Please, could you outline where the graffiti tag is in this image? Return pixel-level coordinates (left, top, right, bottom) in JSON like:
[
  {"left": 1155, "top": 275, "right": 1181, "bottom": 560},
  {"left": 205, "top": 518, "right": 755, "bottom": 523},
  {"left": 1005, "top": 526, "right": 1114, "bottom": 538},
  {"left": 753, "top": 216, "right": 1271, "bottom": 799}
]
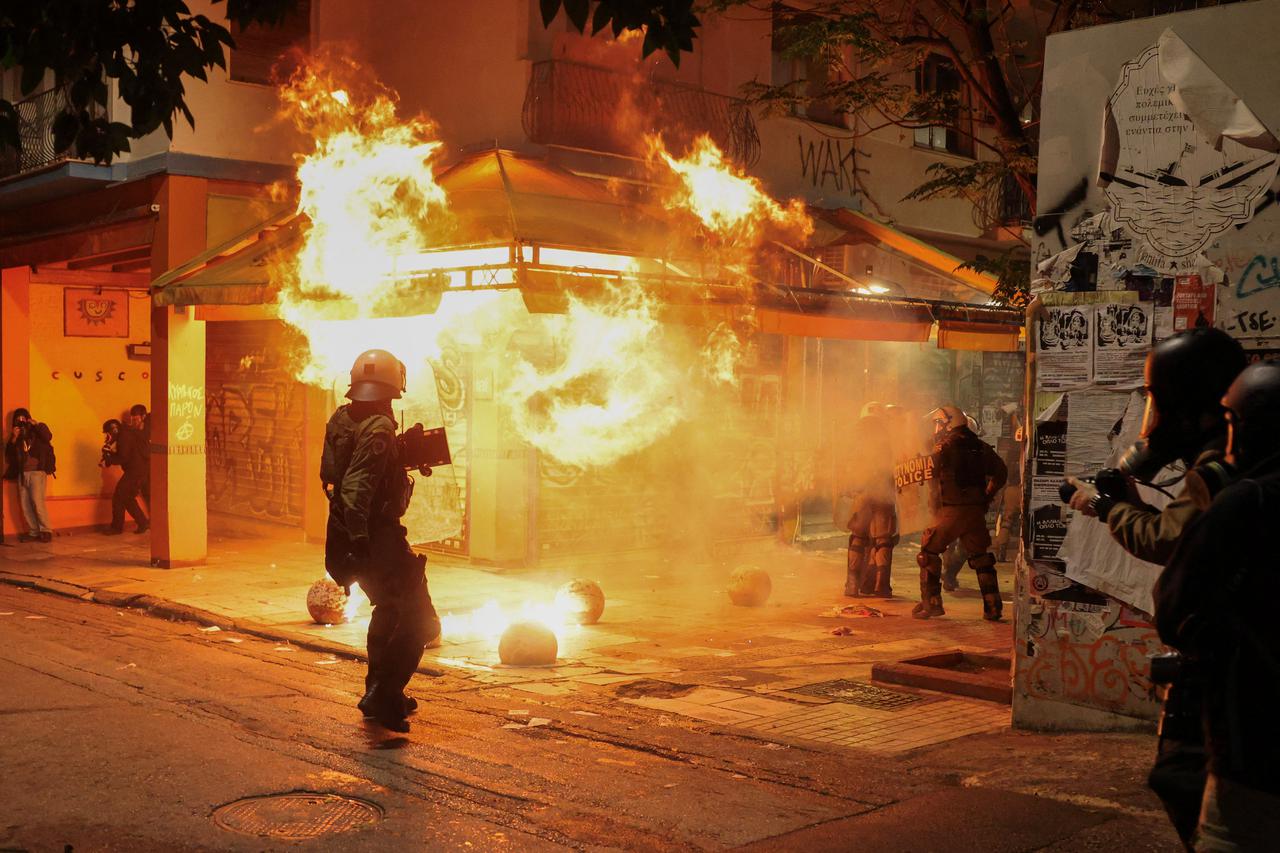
[
  {"left": 1236, "top": 255, "right": 1280, "bottom": 299},
  {"left": 797, "top": 135, "right": 856, "bottom": 193}
]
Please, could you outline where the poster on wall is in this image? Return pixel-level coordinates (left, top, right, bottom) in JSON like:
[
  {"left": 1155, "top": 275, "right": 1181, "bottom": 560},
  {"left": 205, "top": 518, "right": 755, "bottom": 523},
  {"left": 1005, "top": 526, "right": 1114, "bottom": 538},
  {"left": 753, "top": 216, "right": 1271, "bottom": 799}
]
[
  {"left": 1099, "top": 38, "right": 1278, "bottom": 268},
  {"left": 64, "top": 288, "right": 129, "bottom": 337},
  {"left": 1172, "top": 275, "right": 1215, "bottom": 332},
  {"left": 1093, "top": 303, "right": 1152, "bottom": 388},
  {"left": 1036, "top": 305, "right": 1093, "bottom": 389}
]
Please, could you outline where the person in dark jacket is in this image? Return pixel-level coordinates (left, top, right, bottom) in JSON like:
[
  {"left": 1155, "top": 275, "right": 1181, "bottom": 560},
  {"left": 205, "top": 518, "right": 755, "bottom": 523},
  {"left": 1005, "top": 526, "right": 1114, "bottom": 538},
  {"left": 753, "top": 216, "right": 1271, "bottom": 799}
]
[
  {"left": 101, "top": 414, "right": 149, "bottom": 535},
  {"left": 1154, "top": 361, "right": 1280, "bottom": 849},
  {"left": 1065, "top": 328, "right": 1246, "bottom": 848},
  {"left": 4, "top": 408, "right": 55, "bottom": 542},
  {"left": 915, "top": 406, "right": 1008, "bottom": 621},
  {"left": 129, "top": 404, "right": 151, "bottom": 504},
  {"left": 322, "top": 349, "right": 440, "bottom": 734}
]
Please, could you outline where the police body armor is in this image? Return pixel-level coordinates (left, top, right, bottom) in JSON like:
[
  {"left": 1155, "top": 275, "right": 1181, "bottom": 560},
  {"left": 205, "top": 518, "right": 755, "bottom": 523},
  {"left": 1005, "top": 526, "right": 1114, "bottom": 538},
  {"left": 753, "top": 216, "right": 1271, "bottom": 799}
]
[
  {"left": 935, "top": 429, "right": 992, "bottom": 506},
  {"left": 321, "top": 406, "right": 413, "bottom": 530}
]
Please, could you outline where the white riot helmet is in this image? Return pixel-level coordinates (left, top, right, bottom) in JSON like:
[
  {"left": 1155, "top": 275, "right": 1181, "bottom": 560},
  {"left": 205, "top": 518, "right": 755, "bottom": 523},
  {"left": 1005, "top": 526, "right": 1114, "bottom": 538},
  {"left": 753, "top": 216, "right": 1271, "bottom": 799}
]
[{"left": 928, "top": 405, "right": 968, "bottom": 436}]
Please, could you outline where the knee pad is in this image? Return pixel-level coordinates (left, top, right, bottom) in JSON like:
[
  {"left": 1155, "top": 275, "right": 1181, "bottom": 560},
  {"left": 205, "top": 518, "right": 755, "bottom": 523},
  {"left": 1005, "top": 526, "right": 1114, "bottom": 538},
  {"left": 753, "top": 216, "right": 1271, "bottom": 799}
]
[
  {"left": 968, "top": 552, "right": 997, "bottom": 572},
  {"left": 873, "top": 536, "right": 897, "bottom": 550},
  {"left": 917, "top": 550, "right": 940, "bottom": 570},
  {"left": 849, "top": 534, "right": 871, "bottom": 552}
]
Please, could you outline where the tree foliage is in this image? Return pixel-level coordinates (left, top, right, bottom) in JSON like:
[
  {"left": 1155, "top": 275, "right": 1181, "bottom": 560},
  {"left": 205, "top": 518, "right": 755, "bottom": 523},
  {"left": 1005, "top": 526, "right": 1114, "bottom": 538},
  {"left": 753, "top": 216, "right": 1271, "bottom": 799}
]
[
  {"left": 0, "top": 0, "right": 298, "bottom": 166},
  {"left": 538, "top": 0, "right": 702, "bottom": 66}
]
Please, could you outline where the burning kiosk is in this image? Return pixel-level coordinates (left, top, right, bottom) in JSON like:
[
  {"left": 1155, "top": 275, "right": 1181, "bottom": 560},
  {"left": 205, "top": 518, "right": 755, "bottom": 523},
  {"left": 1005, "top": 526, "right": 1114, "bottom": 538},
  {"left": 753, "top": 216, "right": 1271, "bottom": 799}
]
[{"left": 150, "top": 145, "right": 1022, "bottom": 568}]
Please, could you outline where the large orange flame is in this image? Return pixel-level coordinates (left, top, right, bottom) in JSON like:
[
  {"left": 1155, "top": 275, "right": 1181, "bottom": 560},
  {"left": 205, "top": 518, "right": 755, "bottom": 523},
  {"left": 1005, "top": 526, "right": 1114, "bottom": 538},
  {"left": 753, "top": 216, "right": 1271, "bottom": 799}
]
[{"left": 648, "top": 133, "right": 811, "bottom": 251}]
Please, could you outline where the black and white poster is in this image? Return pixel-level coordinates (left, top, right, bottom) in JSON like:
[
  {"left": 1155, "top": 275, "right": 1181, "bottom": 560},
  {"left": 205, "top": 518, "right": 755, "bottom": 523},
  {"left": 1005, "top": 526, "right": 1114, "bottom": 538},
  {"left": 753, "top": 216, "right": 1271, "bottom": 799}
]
[
  {"left": 1094, "top": 302, "right": 1153, "bottom": 388},
  {"left": 1036, "top": 305, "right": 1093, "bottom": 389}
]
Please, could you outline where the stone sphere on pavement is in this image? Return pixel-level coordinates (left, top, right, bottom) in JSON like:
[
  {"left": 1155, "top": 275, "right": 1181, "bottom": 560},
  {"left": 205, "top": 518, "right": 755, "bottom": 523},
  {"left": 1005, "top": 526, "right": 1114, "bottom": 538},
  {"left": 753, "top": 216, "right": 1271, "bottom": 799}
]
[
  {"left": 555, "top": 578, "right": 606, "bottom": 625},
  {"left": 498, "top": 620, "right": 558, "bottom": 666},
  {"left": 727, "top": 566, "right": 772, "bottom": 607},
  {"left": 306, "top": 578, "right": 349, "bottom": 624}
]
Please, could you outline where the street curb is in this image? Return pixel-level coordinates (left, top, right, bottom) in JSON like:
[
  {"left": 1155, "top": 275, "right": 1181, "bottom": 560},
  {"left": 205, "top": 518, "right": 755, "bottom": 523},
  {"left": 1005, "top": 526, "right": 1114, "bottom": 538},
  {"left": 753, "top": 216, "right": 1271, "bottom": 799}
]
[{"left": 0, "top": 570, "right": 447, "bottom": 678}]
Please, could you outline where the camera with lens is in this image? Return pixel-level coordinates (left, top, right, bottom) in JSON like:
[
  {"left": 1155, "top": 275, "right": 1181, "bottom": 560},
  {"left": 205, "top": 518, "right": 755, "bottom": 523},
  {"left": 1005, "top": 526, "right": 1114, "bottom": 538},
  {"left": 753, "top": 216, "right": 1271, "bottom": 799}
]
[
  {"left": 1149, "top": 650, "right": 1184, "bottom": 685},
  {"left": 397, "top": 422, "right": 451, "bottom": 476},
  {"left": 1058, "top": 466, "right": 1130, "bottom": 505}
]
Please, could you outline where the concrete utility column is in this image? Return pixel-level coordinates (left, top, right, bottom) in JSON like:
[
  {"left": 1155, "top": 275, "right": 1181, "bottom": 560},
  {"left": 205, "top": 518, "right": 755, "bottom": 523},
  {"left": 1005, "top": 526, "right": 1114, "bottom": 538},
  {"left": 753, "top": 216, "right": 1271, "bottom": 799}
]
[
  {"left": 149, "top": 176, "right": 208, "bottom": 567},
  {"left": 0, "top": 266, "right": 31, "bottom": 539}
]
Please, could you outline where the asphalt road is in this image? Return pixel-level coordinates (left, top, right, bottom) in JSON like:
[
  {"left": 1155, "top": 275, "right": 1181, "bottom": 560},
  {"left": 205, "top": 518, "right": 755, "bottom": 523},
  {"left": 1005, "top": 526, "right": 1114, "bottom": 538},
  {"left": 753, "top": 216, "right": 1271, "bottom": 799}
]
[{"left": 0, "top": 585, "right": 1180, "bottom": 851}]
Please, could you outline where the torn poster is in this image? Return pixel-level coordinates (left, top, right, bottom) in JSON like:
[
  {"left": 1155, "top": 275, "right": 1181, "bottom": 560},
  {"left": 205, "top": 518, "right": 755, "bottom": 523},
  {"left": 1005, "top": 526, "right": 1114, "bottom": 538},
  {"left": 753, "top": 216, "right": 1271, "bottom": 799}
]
[
  {"left": 1094, "top": 302, "right": 1153, "bottom": 388},
  {"left": 1157, "top": 28, "right": 1280, "bottom": 153},
  {"left": 1099, "top": 42, "right": 1278, "bottom": 262},
  {"left": 1064, "top": 390, "right": 1131, "bottom": 477},
  {"left": 1036, "top": 305, "right": 1093, "bottom": 389}
]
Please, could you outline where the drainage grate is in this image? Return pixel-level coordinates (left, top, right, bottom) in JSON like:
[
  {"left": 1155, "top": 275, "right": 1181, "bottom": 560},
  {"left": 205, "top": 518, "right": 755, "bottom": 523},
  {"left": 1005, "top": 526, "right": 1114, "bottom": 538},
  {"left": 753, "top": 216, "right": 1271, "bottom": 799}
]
[
  {"left": 212, "top": 792, "right": 382, "bottom": 840},
  {"left": 790, "top": 679, "right": 924, "bottom": 710}
]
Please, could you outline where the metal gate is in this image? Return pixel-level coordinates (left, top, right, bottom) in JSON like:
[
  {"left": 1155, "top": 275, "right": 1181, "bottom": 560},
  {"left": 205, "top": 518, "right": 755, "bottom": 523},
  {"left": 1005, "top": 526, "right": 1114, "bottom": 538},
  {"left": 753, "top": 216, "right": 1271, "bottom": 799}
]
[{"left": 206, "top": 321, "right": 307, "bottom": 526}]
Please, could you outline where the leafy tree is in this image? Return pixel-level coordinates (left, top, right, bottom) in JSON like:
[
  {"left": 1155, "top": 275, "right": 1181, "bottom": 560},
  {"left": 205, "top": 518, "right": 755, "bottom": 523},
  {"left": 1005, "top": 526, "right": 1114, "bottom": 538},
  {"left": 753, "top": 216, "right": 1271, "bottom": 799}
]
[
  {"left": 0, "top": 0, "right": 298, "bottom": 166},
  {"left": 537, "top": 0, "right": 702, "bottom": 66}
]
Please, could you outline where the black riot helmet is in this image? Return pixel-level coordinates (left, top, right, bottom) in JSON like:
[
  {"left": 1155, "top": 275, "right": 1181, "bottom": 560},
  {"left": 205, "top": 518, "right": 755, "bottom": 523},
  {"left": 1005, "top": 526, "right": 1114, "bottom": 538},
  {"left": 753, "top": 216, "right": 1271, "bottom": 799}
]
[
  {"left": 1223, "top": 361, "right": 1280, "bottom": 471},
  {"left": 1136, "top": 328, "right": 1246, "bottom": 472},
  {"left": 102, "top": 419, "right": 121, "bottom": 436}
]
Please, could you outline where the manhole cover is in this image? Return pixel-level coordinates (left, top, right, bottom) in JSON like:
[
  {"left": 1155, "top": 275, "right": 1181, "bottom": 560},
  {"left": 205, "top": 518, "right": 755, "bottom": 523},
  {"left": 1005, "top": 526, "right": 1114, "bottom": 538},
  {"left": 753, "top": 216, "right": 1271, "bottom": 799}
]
[
  {"left": 791, "top": 679, "right": 925, "bottom": 710},
  {"left": 212, "top": 792, "right": 382, "bottom": 840}
]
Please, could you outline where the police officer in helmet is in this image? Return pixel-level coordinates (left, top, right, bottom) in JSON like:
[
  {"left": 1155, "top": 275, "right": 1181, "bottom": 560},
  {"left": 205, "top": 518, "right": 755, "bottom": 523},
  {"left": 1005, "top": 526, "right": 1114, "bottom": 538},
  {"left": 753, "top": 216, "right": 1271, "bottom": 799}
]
[
  {"left": 322, "top": 349, "right": 441, "bottom": 733},
  {"left": 916, "top": 405, "right": 1008, "bottom": 621}
]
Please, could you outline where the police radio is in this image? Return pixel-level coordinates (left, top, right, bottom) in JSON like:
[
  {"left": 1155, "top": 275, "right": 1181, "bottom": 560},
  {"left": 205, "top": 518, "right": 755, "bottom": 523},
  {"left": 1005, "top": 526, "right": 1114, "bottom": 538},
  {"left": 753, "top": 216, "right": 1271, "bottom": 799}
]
[{"left": 398, "top": 423, "right": 451, "bottom": 476}]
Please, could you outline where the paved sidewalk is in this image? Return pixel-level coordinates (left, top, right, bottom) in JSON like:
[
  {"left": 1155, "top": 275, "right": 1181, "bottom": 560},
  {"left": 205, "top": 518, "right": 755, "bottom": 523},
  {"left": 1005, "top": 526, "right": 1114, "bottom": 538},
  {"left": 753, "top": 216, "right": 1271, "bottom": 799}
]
[{"left": 0, "top": 526, "right": 1014, "bottom": 754}]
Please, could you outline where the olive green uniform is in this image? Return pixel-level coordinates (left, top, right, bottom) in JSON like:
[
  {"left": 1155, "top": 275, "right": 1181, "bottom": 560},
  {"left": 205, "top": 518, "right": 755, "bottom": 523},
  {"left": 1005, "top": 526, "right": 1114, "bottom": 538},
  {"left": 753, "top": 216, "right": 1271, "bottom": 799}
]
[{"left": 322, "top": 404, "right": 440, "bottom": 717}]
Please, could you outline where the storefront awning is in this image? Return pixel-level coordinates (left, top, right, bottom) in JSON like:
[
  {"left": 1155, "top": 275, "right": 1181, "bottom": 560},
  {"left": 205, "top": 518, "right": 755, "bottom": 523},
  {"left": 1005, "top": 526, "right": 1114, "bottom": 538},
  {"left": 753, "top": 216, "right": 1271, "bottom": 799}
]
[{"left": 151, "top": 151, "right": 1022, "bottom": 349}]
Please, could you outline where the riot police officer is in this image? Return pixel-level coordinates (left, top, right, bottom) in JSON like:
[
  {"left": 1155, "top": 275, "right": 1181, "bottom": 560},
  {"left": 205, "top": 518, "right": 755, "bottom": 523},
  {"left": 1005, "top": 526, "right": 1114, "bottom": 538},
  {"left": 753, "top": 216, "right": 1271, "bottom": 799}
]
[
  {"left": 840, "top": 402, "right": 898, "bottom": 598},
  {"left": 322, "top": 349, "right": 441, "bottom": 733},
  {"left": 915, "top": 406, "right": 1007, "bottom": 621}
]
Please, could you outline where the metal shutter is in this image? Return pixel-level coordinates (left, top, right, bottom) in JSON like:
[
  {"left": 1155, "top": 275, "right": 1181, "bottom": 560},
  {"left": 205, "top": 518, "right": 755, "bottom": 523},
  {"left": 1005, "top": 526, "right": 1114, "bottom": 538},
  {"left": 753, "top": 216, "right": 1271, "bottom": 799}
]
[{"left": 206, "top": 320, "right": 307, "bottom": 526}]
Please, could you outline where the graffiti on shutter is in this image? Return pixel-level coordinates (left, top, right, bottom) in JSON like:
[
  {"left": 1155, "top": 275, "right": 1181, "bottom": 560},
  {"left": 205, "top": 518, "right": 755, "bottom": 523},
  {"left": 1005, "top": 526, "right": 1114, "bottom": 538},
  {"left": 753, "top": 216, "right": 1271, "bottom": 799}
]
[{"left": 206, "top": 321, "right": 306, "bottom": 525}]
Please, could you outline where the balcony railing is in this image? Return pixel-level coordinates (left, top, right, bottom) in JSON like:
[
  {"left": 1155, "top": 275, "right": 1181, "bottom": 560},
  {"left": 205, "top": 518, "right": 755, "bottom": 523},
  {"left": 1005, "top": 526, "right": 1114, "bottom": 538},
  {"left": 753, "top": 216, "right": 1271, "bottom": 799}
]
[
  {"left": 995, "top": 171, "right": 1033, "bottom": 227},
  {"left": 522, "top": 60, "right": 760, "bottom": 167},
  {"left": 0, "top": 86, "right": 101, "bottom": 179}
]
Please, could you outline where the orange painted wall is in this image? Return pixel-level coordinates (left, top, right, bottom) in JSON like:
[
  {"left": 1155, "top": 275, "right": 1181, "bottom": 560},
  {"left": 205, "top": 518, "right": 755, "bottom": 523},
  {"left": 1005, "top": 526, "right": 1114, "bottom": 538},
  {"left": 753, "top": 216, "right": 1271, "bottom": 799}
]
[{"left": 3, "top": 273, "right": 150, "bottom": 535}]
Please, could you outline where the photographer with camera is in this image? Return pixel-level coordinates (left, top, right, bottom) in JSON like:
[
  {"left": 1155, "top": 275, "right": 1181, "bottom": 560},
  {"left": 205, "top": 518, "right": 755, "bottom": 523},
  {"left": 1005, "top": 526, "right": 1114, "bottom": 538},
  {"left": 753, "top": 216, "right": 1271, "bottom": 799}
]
[
  {"left": 321, "top": 349, "right": 442, "bottom": 734},
  {"left": 1064, "top": 328, "right": 1245, "bottom": 564},
  {"left": 100, "top": 416, "right": 149, "bottom": 536},
  {"left": 1060, "top": 328, "right": 1245, "bottom": 848},
  {"left": 4, "top": 408, "right": 55, "bottom": 543},
  {"left": 1152, "top": 361, "right": 1280, "bottom": 849}
]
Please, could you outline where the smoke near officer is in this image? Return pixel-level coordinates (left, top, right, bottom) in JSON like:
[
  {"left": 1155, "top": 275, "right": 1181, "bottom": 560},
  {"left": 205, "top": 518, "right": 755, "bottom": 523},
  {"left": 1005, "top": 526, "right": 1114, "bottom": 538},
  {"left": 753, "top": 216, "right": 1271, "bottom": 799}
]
[
  {"left": 321, "top": 349, "right": 441, "bottom": 733},
  {"left": 915, "top": 406, "right": 1007, "bottom": 621},
  {"left": 838, "top": 401, "right": 898, "bottom": 598}
]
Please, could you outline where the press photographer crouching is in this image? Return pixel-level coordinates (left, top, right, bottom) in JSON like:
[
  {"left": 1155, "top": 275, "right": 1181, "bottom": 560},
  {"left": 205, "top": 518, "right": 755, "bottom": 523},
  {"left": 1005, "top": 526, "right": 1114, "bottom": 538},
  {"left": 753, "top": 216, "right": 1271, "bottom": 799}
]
[
  {"left": 1153, "top": 361, "right": 1280, "bottom": 849},
  {"left": 1061, "top": 328, "right": 1246, "bottom": 848}
]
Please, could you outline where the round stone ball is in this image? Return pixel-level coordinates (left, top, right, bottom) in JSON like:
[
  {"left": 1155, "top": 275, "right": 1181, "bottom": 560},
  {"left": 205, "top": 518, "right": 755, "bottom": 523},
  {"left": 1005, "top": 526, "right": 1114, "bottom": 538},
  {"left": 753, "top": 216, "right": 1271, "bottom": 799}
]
[
  {"left": 498, "top": 620, "right": 558, "bottom": 666},
  {"left": 306, "top": 578, "right": 349, "bottom": 625},
  {"left": 727, "top": 566, "right": 772, "bottom": 607},
  {"left": 555, "top": 578, "right": 606, "bottom": 625}
]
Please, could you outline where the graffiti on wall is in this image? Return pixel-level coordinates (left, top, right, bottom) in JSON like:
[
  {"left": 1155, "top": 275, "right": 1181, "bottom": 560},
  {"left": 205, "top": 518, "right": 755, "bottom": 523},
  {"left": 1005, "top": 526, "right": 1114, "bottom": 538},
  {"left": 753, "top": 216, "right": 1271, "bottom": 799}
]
[
  {"left": 206, "top": 361, "right": 303, "bottom": 523},
  {"left": 797, "top": 135, "right": 857, "bottom": 194},
  {"left": 1020, "top": 588, "right": 1163, "bottom": 720}
]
